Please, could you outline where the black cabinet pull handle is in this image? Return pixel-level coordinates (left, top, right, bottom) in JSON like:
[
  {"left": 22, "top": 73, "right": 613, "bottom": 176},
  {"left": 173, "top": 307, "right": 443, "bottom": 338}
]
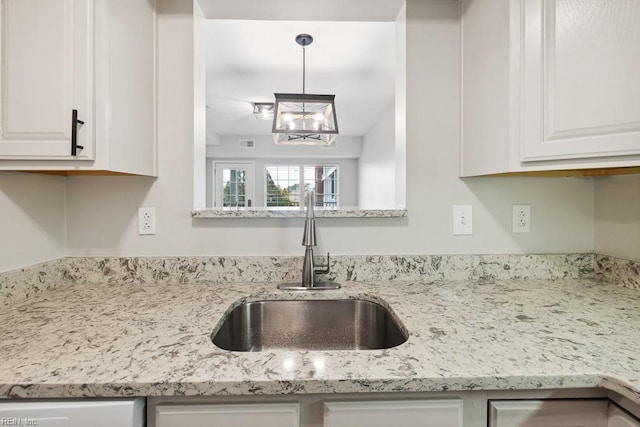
[{"left": 71, "top": 109, "right": 85, "bottom": 156}]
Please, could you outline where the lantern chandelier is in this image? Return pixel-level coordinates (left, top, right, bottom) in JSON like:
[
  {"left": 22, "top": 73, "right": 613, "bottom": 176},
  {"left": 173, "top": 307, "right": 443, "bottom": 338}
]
[{"left": 272, "top": 34, "right": 339, "bottom": 145}]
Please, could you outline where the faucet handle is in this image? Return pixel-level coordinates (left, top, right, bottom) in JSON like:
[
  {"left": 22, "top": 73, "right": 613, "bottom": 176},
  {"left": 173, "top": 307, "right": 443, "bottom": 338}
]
[{"left": 314, "top": 252, "right": 331, "bottom": 275}]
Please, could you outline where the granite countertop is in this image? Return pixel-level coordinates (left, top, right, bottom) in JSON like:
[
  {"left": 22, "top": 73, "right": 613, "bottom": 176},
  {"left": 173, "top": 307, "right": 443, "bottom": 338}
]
[{"left": 0, "top": 278, "right": 638, "bottom": 403}]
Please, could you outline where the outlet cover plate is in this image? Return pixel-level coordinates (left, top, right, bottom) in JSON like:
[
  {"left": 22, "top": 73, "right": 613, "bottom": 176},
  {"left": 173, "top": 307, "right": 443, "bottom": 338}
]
[
  {"left": 512, "top": 204, "right": 531, "bottom": 233},
  {"left": 138, "top": 207, "right": 156, "bottom": 235}
]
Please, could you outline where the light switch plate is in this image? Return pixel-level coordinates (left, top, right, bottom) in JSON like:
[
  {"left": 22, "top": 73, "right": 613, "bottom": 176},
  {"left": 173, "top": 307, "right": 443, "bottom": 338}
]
[{"left": 453, "top": 205, "right": 473, "bottom": 235}]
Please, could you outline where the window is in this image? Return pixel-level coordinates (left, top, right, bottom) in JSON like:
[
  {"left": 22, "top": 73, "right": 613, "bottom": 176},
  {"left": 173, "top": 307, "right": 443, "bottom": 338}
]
[{"left": 265, "top": 164, "right": 339, "bottom": 208}]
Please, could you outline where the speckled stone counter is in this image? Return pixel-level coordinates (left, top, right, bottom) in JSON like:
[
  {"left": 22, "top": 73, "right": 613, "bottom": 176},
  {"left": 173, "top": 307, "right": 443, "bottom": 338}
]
[
  {"left": 191, "top": 208, "right": 408, "bottom": 218},
  {"left": 0, "top": 278, "right": 638, "bottom": 404},
  {"left": 0, "top": 253, "right": 595, "bottom": 305}
]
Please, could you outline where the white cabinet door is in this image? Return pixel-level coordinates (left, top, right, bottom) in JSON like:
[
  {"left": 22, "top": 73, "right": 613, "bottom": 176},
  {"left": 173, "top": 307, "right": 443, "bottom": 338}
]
[
  {"left": 324, "top": 399, "right": 463, "bottom": 427},
  {"left": 0, "top": 0, "right": 93, "bottom": 160},
  {"left": 0, "top": 399, "right": 144, "bottom": 427},
  {"left": 520, "top": 0, "right": 640, "bottom": 163},
  {"left": 489, "top": 399, "right": 609, "bottom": 427},
  {"left": 609, "top": 404, "right": 640, "bottom": 427},
  {"left": 155, "top": 403, "right": 300, "bottom": 427}
]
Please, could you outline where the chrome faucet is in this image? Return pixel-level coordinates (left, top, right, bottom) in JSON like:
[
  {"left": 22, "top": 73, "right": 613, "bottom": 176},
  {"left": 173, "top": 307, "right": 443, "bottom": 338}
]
[{"left": 278, "top": 190, "right": 341, "bottom": 290}]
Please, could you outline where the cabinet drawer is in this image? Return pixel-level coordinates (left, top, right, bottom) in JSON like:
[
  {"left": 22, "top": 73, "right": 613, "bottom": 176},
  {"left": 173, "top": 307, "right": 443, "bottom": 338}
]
[
  {"left": 489, "top": 399, "right": 609, "bottom": 427},
  {"left": 609, "top": 404, "right": 640, "bottom": 427},
  {"left": 0, "top": 399, "right": 144, "bottom": 427},
  {"left": 155, "top": 402, "right": 300, "bottom": 427},
  {"left": 324, "top": 399, "right": 463, "bottom": 427}
]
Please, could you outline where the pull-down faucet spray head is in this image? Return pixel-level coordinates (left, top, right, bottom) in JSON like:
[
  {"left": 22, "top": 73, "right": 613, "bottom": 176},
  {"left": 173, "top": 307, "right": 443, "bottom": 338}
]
[{"left": 302, "top": 190, "right": 316, "bottom": 246}]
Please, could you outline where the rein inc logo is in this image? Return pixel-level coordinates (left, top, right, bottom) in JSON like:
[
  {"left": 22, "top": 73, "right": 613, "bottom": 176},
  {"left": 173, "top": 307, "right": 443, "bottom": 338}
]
[{"left": 0, "top": 418, "right": 38, "bottom": 426}]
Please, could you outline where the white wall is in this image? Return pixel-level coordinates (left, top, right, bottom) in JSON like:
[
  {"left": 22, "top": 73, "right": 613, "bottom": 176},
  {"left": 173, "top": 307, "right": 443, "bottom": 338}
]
[
  {"left": 193, "top": 1, "right": 207, "bottom": 210},
  {"left": 206, "top": 157, "right": 358, "bottom": 207},
  {"left": 0, "top": 172, "right": 66, "bottom": 272},
  {"left": 64, "top": 0, "right": 594, "bottom": 258},
  {"left": 207, "top": 135, "right": 362, "bottom": 159},
  {"left": 206, "top": 134, "right": 361, "bottom": 208},
  {"left": 594, "top": 175, "right": 640, "bottom": 261},
  {"left": 395, "top": 3, "right": 407, "bottom": 208},
  {"left": 359, "top": 103, "right": 396, "bottom": 208}
]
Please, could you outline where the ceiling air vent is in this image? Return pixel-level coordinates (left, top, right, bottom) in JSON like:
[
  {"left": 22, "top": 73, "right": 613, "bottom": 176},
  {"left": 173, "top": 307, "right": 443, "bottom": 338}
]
[
  {"left": 322, "top": 140, "right": 337, "bottom": 149},
  {"left": 239, "top": 139, "right": 255, "bottom": 148}
]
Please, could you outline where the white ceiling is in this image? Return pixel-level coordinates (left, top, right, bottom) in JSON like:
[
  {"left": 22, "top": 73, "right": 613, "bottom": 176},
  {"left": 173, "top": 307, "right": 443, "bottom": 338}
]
[
  {"left": 201, "top": 0, "right": 404, "bottom": 138},
  {"left": 205, "top": 19, "right": 397, "bottom": 137}
]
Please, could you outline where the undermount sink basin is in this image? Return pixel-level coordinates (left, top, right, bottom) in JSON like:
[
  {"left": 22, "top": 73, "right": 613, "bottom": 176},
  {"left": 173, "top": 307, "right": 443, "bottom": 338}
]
[{"left": 211, "top": 299, "right": 408, "bottom": 352}]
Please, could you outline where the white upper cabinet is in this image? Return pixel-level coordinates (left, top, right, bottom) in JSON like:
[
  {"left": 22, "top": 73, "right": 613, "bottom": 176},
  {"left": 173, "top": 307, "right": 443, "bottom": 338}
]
[
  {"left": 0, "top": 0, "right": 156, "bottom": 176},
  {"left": 461, "top": 0, "right": 640, "bottom": 176}
]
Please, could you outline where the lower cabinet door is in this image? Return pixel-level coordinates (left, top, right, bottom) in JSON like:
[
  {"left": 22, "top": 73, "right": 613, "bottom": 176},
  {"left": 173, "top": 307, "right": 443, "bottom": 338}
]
[
  {"left": 324, "top": 399, "right": 463, "bottom": 427},
  {"left": 609, "top": 403, "right": 640, "bottom": 427},
  {"left": 0, "top": 399, "right": 144, "bottom": 427},
  {"left": 489, "top": 400, "right": 609, "bottom": 427},
  {"left": 155, "top": 402, "right": 300, "bottom": 427}
]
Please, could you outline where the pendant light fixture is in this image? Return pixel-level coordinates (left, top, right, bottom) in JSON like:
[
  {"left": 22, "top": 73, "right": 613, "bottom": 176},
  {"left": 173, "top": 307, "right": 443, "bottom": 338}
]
[
  {"left": 272, "top": 34, "right": 339, "bottom": 145},
  {"left": 253, "top": 102, "right": 274, "bottom": 119}
]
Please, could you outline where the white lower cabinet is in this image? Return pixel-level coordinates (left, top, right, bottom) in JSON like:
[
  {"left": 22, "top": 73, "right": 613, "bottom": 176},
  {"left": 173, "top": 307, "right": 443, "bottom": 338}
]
[
  {"left": 489, "top": 400, "right": 640, "bottom": 427},
  {"left": 609, "top": 404, "right": 640, "bottom": 427},
  {"left": 324, "top": 399, "right": 463, "bottom": 427},
  {"left": 152, "top": 399, "right": 463, "bottom": 427},
  {"left": 0, "top": 398, "right": 144, "bottom": 427},
  {"left": 489, "top": 399, "right": 609, "bottom": 427},
  {"left": 148, "top": 392, "right": 640, "bottom": 427},
  {"left": 155, "top": 402, "right": 300, "bottom": 427}
]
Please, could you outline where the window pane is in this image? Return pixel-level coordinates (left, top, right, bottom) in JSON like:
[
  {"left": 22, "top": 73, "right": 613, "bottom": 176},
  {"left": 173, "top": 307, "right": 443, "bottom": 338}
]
[
  {"left": 222, "top": 169, "right": 247, "bottom": 207},
  {"left": 321, "top": 166, "right": 339, "bottom": 207},
  {"left": 265, "top": 165, "right": 300, "bottom": 207},
  {"left": 303, "top": 165, "right": 339, "bottom": 208}
]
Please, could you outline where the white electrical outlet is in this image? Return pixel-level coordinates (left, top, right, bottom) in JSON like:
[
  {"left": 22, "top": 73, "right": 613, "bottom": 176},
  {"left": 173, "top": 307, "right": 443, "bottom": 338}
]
[
  {"left": 453, "top": 205, "right": 473, "bottom": 235},
  {"left": 138, "top": 207, "right": 156, "bottom": 235},
  {"left": 512, "top": 204, "right": 531, "bottom": 233}
]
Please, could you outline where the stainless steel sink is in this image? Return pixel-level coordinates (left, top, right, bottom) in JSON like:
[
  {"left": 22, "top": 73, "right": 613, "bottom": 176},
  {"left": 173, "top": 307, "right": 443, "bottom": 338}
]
[{"left": 211, "top": 299, "right": 408, "bottom": 351}]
